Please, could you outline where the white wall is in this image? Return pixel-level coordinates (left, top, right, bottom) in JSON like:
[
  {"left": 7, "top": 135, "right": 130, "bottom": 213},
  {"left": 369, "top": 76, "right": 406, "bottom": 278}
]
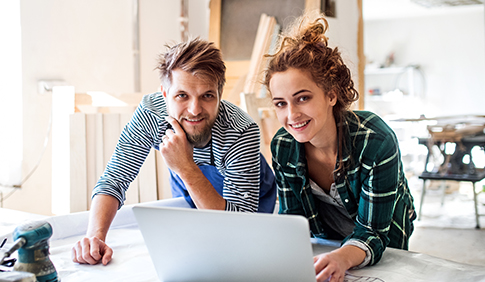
[
  {"left": 0, "top": 1, "right": 22, "bottom": 189},
  {"left": 4, "top": 0, "right": 209, "bottom": 215},
  {"left": 327, "top": 1, "right": 361, "bottom": 94},
  {"left": 4, "top": 0, "right": 355, "bottom": 215},
  {"left": 364, "top": 5, "right": 485, "bottom": 117}
]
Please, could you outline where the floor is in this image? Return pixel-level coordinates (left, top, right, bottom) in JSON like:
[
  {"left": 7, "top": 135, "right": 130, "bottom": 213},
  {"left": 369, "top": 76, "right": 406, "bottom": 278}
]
[{"left": 407, "top": 177, "right": 485, "bottom": 266}]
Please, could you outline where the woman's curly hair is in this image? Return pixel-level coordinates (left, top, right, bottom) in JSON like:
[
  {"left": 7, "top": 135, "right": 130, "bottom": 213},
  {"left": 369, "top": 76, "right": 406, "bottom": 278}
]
[
  {"left": 263, "top": 13, "right": 360, "bottom": 174},
  {"left": 263, "top": 14, "right": 358, "bottom": 120}
]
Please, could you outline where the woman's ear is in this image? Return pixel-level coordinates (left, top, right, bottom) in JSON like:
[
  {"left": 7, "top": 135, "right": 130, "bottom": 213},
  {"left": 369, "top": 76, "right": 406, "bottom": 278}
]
[{"left": 328, "top": 90, "right": 337, "bottom": 106}]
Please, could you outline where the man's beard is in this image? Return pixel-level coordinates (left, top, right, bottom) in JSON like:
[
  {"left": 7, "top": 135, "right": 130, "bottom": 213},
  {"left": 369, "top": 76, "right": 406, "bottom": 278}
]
[{"left": 179, "top": 116, "right": 216, "bottom": 148}]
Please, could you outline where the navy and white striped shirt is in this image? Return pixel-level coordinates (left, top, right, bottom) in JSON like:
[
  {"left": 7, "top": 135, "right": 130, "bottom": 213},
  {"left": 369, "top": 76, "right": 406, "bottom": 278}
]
[{"left": 92, "top": 92, "right": 261, "bottom": 212}]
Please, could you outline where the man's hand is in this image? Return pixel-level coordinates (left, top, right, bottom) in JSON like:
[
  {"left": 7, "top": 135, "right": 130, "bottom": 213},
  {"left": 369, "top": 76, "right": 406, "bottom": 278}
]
[
  {"left": 72, "top": 236, "right": 113, "bottom": 265},
  {"left": 160, "top": 116, "right": 197, "bottom": 176}
]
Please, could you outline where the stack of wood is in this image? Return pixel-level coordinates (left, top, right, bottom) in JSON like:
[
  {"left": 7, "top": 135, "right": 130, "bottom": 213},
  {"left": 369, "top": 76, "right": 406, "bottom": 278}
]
[
  {"left": 243, "top": 13, "right": 279, "bottom": 97},
  {"left": 238, "top": 13, "right": 281, "bottom": 162},
  {"left": 426, "top": 116, "right": 485, "bottom": 142}
]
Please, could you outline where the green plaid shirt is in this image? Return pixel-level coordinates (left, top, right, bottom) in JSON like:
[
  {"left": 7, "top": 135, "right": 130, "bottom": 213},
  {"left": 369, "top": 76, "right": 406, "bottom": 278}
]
[{"left": 271, "top": 111, "right": 416, "bottom": 266}]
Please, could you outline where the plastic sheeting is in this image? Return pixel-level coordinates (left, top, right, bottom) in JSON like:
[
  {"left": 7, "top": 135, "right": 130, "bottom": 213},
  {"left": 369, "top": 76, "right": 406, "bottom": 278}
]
[{"left": 2, "top": 198, "right": 485, "bottom": 282}]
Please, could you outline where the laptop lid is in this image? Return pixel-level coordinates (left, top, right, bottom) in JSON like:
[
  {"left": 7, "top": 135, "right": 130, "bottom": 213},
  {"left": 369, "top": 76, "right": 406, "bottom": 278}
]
[{"left": 133, "top": 206, "right": 316, "bottom": 282}]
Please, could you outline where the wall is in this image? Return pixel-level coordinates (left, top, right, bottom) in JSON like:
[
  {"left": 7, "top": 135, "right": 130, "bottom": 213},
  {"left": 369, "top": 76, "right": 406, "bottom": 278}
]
[
  {"left": 0, "top": 1, "right": 22, "bottom": 189},
  {"left": 364, "top": 5, "right": 485, "bottom": 117},
  {"left": 4, "top": 0, "right": 210, "bottom": 215},
  {"left": 5, "top": 0, "right": 356, "bottom": 215},
  {"left": 326, "top": 1, "right": 361, "bottom": 95}
]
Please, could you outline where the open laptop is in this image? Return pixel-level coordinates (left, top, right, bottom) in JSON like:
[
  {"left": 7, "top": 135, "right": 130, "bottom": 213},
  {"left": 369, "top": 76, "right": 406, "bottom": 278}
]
[{"left": 133, "top": 205, "right": 316, "bottom": 282}]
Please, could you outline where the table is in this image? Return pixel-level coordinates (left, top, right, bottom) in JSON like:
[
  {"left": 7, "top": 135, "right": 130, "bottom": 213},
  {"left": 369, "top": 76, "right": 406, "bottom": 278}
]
[
  {"left": 418, "top": 135, "right": 485, "bottom": 229},
  {"left": 2, "top": 199, "right": 485, "bottom": 281}
]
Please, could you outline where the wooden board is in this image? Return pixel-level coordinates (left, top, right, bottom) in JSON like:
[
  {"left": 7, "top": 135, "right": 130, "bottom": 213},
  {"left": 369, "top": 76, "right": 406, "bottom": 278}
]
[
  {"left": 218, "top": 0, "right": 305, "bottom": 60},
  {"left": 69, "top": 113, "right": 88, "bottom": 212}
]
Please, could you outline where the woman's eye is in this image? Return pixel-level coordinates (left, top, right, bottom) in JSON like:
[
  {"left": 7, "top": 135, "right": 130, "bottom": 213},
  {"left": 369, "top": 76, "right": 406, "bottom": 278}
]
[
  {"left": 274, "top": 102, "right": 286, "bottom": 107},
  {"left": 299, "top": 96, "right": 309, "bottom": 102}
]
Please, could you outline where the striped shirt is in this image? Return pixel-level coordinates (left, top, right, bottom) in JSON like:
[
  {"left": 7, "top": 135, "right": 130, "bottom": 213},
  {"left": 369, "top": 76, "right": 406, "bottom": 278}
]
[
  {"left": 271, "top": 111, "right": 416, "bottom": 266},
  {"left": 93, "top": 92, "right": 261, "bottom": 212}
]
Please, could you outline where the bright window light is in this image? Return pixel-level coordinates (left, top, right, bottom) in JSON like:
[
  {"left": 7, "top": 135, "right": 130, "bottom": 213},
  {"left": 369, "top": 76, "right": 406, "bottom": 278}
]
[{"left": 0, "top": 0, "right": 22, "bottom": 189}]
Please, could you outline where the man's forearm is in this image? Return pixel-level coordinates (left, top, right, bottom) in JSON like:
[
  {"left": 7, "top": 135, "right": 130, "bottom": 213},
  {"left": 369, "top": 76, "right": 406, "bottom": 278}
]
[
  {"left": 86, "top": 194, "right": 119, "bottom": 241},
  {"left": 179, "top": 164, "right": 226, "bottom": 210}
]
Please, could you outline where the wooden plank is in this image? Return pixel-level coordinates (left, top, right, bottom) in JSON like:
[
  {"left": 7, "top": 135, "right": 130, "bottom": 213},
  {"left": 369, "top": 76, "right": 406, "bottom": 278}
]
[
  {"left": 357, "top": 0, "right": 365, "bottom": 110},
  {"left": 118, "top": 113, "right": 140, "bottom": 205},
  {"left": 240, "top": 92, "right": 261, "bottom": 128},
  {"left": 102, "top": 114, "right": 120, "bottom": 169},
  {"left": 69, "top": 113, "right": 88, "bottom": 212},
  {"left": 85, "top": 113, "right": 97, "bottom": 208},
  {"left": 244, "top": 14, "right": 277, "bottom": 96},
  {"left": 138, "top": 148, "right": 158, "bottom": 203},
  {"left": 51, "top": 86, "right": 76, "bottom": 215},
  {"left": 305, "top": 0, "right": 320, "bottom": 13},
  {"left": 244, "top": 14, "right": 270, "bottom": 95},
  {"left": 209, "top": 0, "right": 222, "bottom": 48},
  {"left": 94, "top": 113, "right": 105, "bottom": 190},
  {"left": 156, "top": 153, "right": 172, "bottom": 200},
  {"left": 224, "top": 60, "right": 251, "bottom": 105}
]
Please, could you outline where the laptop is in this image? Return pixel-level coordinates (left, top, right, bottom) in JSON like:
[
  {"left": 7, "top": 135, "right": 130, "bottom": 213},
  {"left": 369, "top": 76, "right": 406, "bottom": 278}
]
[{"left": 133, "top": 206, "right": 316, "bottom": 282}]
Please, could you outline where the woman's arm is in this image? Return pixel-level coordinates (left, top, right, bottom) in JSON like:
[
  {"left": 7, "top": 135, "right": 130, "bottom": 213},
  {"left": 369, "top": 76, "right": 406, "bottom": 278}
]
[
  {"left": 348, "top": 133, "right": 401, "bottom": 265},
  {"left": 314, "top": 245, "right": 366, "bottom": 282}
]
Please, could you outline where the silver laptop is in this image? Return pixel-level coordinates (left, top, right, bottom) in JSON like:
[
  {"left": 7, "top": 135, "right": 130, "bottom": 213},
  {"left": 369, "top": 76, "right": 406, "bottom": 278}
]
[{"left": 133, "top": 206, "right": 316, "bottom": 282}]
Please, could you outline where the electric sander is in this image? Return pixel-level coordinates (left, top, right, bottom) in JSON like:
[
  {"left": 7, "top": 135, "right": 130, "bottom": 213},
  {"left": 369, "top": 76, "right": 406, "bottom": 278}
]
[{"left": 0, "top": 221, "right": 58, "bottom": 282}]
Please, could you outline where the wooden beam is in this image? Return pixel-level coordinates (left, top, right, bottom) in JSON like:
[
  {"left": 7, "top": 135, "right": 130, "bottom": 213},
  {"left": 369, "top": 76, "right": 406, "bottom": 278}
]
[
  {"left": 357, "top": 0, "right": 365, "bottom": 110},
  {"left": 69, "top": 113, "right": 88, "bottom": 212},
  {"left": 244, "top": 14, "right": 277, "bottom": 96},
  {"left": 305, "top": 0, "right": 321, "bottom": 13},
  {"left": 209, "top": 0, "right": 222, "bottom": 48}
]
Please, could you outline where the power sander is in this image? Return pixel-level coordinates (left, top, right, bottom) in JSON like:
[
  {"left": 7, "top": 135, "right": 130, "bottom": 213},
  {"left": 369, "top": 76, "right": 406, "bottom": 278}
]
[{"left": 0, "top": 221, "right": 58, "bottom": 282}]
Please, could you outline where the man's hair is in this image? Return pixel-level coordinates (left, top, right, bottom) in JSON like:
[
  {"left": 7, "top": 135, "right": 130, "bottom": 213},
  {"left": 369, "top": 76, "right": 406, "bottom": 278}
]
[{"left": 156, "top": 37, "right": 226, "bottom": 95}]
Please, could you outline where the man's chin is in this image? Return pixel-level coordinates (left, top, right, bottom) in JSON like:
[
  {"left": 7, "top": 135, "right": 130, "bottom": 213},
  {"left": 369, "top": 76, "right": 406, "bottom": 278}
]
[{"left": 187, "top": 135, "right": 211, "bottom": 148}]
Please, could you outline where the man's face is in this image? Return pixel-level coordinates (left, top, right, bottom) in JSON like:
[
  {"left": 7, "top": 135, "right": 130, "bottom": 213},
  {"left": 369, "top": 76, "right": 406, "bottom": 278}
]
[{"left": 163, "top": 69, "right": 221, "bottom": 148}]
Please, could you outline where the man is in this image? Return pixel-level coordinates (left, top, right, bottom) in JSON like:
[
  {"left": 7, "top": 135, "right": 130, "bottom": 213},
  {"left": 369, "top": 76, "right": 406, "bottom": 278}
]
[{"left": 71, "top": 38, "right": 276, "bottom": 265}]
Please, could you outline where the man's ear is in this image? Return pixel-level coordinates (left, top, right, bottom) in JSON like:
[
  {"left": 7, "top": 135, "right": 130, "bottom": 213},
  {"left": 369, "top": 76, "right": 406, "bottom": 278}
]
[{"left": 161, "top": 85, "right": 167, "bottom": 98}]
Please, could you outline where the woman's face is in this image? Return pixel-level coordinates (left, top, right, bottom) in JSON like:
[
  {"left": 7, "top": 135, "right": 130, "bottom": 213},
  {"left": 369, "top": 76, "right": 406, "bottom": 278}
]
[{"left": 269, "top": 68, "right": 337, "bottom": 144}]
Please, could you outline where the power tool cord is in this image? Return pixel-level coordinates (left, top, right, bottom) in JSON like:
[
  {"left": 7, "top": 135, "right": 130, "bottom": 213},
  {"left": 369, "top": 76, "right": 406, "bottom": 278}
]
[{"left": 0, "top": 109, "right": 53, "bottom": 206}]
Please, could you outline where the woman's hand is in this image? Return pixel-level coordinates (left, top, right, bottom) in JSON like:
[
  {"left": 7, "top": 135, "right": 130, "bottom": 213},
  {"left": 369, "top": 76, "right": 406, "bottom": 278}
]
[{"left": 313, "top": 245, "right": 366, "bottom": 282}]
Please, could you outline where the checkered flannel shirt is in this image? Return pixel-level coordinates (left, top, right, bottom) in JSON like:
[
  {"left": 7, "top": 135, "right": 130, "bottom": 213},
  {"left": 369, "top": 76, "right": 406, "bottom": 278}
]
[{"left": 271, "top": 111, "right": 416, "bottom": 266}]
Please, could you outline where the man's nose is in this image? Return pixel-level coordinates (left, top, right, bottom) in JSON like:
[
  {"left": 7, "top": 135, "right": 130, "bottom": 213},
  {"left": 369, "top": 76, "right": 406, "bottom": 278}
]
[{"left": 187, "top": 99, "right": 202, "bottom": 116}]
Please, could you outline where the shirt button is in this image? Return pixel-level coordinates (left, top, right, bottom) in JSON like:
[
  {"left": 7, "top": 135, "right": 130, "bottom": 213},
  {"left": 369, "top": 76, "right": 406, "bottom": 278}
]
[{"left": 243, "top": 192, "right": 249, "bottom": 198}]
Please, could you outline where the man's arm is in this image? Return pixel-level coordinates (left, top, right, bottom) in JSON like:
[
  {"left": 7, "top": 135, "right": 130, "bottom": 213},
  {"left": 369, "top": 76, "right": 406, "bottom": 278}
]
[
  {"left": 72, "top": 194, "right": 118, "bottom": 265},
  {"left": 72, "top": 95, "right": 165, "bottom": 265}
]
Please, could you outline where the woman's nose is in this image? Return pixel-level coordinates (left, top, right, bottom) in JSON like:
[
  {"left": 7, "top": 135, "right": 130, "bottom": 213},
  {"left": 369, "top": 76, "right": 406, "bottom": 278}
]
[{"left": 288, "top": 104, "right": 301, "bottom": 120}]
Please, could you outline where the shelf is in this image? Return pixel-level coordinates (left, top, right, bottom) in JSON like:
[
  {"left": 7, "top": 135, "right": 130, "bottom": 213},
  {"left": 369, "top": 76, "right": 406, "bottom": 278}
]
[
  {"left": 364, "top": 65, "right": 418, "bottom": 75},
  {"left": 365, "top": 66, "right": 417, "bottom": 75}
]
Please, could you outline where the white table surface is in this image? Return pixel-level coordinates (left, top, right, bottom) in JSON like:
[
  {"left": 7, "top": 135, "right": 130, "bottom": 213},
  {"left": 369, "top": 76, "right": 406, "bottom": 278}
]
[{"left": 2, "top": 198, "right": 485, "bottom": 282}]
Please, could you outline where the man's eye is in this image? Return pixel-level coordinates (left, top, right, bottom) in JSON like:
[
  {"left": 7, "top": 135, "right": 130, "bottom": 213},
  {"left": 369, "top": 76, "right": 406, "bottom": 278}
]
[
  {"left": 176, "top": 94, "right": 187, "bottom": 99},
  {"left": 203, "top": 93, "right": 215, "bottom": 99}
]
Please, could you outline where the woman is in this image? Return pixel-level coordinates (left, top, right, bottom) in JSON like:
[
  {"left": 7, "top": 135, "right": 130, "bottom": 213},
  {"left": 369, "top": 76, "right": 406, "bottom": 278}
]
[{"left": 263, "top": 14, "right": 416, "bottom": 282}]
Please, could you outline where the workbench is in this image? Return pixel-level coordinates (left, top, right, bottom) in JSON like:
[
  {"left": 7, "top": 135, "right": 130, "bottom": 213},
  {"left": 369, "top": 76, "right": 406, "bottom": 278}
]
[
  {"left": 418, "top": 135, "right": 485, "bottom": 229},
  {"left": 1, "top": 198, "right": 485, "bottom": 281}
]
